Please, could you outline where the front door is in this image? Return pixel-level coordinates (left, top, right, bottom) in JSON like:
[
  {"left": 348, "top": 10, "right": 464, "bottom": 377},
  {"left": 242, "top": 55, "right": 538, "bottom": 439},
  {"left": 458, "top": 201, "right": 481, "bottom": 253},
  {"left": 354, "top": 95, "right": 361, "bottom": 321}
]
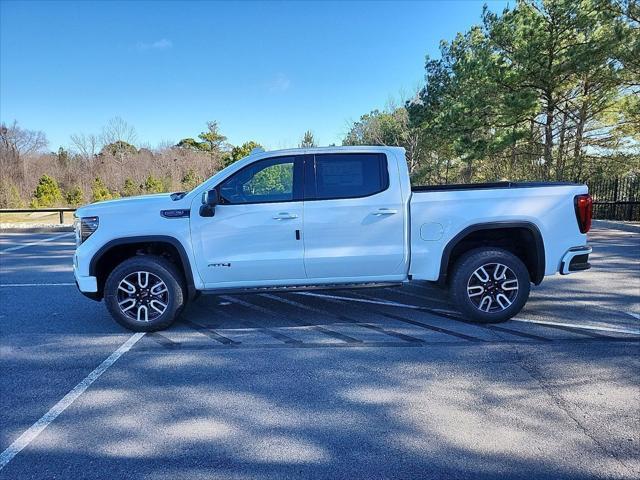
[{"left": 190, "top": 155, "right": 305, "bottom": 288}]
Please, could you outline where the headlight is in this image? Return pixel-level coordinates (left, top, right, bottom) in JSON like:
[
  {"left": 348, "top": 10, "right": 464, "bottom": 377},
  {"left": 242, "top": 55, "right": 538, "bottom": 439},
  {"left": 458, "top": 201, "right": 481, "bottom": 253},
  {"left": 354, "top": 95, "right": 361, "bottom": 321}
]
[{"left": 75, "top": 216, "right": 99, "bottom": 245}]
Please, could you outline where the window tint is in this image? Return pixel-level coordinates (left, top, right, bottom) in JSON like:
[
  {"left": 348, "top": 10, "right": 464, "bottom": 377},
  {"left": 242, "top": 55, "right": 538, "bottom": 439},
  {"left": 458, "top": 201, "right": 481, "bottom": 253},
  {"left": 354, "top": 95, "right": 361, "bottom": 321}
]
[
  {"left": 314, "top": 153, "right": 387, "bottom": 200},
  {"left": 219, "top": 156, "right": 295, "bottom": 204}
]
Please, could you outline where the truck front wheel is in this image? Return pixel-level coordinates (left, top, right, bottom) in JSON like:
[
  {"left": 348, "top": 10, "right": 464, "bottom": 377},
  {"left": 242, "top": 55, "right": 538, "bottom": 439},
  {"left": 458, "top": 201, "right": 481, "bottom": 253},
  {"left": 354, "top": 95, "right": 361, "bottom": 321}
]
[
  {"left": 104, "top": 255, "right": 185, "bottom": 332},
  {"left": 450, "top": 248, "right": 530, "bottom": 323}
]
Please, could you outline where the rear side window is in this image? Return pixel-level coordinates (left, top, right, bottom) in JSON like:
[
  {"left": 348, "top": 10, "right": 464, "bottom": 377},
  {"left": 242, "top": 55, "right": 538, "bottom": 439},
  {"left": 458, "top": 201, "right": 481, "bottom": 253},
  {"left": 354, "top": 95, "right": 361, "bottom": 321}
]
[{"left": 312, "top": 153, "right": 388, "bottom": 200}]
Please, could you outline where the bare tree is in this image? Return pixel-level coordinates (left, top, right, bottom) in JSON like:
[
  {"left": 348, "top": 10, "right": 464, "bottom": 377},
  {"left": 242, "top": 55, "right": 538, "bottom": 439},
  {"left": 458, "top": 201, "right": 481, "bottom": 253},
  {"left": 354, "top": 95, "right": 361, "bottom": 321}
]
[
  {"left": 70, "top": 132, "right": 100, "bottom": 165},
  {"left": 101, "top": 117, "right": 137, "bottom": 146},
  {"left": 0, "top": 121, "right": 48, "bottom": 180},
  {"left": 98, "top": 117, "right": 138, "bottom": 185}
]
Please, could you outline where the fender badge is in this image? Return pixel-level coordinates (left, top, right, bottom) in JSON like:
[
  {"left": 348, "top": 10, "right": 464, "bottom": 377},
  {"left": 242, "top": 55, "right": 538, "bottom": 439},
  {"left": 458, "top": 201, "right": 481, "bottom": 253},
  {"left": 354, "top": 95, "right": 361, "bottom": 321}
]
[{"left": 208, "top": 263, "right": 231, "bottom": 268}]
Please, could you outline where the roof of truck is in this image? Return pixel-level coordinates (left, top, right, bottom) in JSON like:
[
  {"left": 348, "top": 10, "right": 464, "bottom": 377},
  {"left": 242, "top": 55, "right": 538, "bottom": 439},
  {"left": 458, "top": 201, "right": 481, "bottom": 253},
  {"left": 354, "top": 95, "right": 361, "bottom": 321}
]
[{"left": 248, "top": 145, "right": 405, "bottom": 158}]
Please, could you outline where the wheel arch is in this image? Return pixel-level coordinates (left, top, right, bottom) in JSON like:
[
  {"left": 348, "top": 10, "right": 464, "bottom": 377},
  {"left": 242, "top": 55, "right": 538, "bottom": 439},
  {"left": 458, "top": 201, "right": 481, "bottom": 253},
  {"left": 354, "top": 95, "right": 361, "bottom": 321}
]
[
  {"left": 89, "top": 235, "right": 197, "bottom": 301},
  {"left": 438, "top": 222, "right": 545, "bottom": 285}
]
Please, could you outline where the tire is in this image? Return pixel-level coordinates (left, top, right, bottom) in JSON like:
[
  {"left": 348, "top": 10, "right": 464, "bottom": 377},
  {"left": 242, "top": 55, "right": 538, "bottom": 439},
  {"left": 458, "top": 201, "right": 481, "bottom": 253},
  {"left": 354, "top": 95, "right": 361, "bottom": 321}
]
[
  {"left": 104, "top": 255, "right": 185, "bottom": 332},
  {"left": 450, "top": 247, "right": 530, "bottom": 324}
]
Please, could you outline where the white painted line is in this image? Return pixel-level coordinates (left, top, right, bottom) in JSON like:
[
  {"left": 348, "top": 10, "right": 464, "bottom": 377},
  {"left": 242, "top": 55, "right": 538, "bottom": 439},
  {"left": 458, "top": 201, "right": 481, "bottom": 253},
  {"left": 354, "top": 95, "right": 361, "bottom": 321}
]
[
  {"left": 0, "top": 232, "right": 73, "bottom": 254},
  {"left": 297, "top": 292, "right": 640, "bottom": 336},
  {"left": 0, "top": 283, "right": 75, "bottom": 287},
  {"left": 0, "top": 332, "right": 145, "bottom": 470},
  {"left": 294, "top": 291, "right": 426, "bottom": 310},
  {"left": 512, "top": 318, "right": 640, "bottom": 336},
  {"left": 625, "top": 312, "right": 640, "bottom": 320},
  {"left": 432, "top": 308, "right": 459, "bottom": 315}
]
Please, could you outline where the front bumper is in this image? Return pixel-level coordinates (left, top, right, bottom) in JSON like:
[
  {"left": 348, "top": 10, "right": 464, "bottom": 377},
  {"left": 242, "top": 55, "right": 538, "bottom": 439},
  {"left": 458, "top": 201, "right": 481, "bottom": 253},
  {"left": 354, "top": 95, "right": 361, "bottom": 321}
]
[
  {"left": 74, "top": 252, "right": 98, "bottom": 294},
  {"left": 559, "top": 246, "right": 592, "bottom": 275}
]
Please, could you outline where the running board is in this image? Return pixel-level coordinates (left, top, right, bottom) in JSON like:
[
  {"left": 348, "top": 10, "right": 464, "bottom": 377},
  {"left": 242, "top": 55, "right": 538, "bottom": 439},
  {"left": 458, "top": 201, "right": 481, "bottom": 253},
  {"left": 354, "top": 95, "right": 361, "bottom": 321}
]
[{"left": 200, "top": 282, "right": 403, "bottom": 296}]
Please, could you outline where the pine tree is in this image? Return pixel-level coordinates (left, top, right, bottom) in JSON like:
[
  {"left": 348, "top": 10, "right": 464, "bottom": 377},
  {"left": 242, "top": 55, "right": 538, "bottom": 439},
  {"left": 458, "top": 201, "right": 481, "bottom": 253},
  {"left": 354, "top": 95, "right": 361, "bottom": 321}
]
[
  {"left": 31, "top": 175, "right": 63, "bottom": 207},
  {"left": 299, "top": 130, "right": 317, "bottom": 148},
  {"left": 65, "top": 186, "right": 84, "bottom": 206}
]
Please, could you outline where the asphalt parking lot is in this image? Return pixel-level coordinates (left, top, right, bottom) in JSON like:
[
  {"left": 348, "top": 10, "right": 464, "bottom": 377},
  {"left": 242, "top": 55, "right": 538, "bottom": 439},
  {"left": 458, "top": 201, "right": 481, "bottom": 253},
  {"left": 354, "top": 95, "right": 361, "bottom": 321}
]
[{"left": 0, "top": 223, "right": 639, "bottom": 479}]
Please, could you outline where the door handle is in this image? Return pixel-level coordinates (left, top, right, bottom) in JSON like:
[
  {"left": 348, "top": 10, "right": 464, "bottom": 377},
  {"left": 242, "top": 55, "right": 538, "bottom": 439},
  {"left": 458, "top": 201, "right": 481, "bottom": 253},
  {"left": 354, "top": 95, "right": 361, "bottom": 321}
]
[
  {"left": 273, "top": 212, "right": 298, "bottom": 220},
  {"left": 372, "top": 208, "right": 398, "bottom": 216}
]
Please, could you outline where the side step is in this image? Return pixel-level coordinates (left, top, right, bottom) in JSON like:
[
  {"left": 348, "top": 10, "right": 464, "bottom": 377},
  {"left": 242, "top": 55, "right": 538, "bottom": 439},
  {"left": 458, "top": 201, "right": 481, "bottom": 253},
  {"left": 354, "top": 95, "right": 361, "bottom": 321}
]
[{"left": 200, "top": 282, "right": 403, "bottom": 296}]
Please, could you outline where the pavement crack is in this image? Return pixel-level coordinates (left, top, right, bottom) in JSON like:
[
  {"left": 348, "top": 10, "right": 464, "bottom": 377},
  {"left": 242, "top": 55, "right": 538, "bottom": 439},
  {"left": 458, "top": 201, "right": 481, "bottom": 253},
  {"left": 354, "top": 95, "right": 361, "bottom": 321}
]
[{"left": 509, "top": 346, "right": 635, "bottom": 475}]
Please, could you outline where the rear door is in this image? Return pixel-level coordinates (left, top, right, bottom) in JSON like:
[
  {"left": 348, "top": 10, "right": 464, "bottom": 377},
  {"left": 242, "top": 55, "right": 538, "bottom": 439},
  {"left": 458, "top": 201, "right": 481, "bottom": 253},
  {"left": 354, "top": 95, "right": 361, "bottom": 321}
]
[{"left": 302, "top": 152, "right": 406, "bottom": 281}]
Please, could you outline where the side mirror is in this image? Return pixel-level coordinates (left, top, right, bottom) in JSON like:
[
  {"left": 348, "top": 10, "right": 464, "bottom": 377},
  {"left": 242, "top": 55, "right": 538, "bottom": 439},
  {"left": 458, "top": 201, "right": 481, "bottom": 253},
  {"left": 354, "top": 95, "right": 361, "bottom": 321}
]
[
  {"left": 200, "top": 189, "right": 219, "bottom": 217},
  {"left": 203, "top": 189, "right": 219, "bottom": 207}
]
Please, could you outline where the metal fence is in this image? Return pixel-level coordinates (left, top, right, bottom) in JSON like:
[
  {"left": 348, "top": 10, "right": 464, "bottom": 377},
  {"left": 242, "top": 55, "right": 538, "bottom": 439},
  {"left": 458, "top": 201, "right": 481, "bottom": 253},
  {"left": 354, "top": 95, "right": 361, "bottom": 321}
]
[
  {"left": 587, "top": 177, "right": 640, "bottom": 222},
  {"left": 0, "top": 208, "right": 76, "bottom": 224}
]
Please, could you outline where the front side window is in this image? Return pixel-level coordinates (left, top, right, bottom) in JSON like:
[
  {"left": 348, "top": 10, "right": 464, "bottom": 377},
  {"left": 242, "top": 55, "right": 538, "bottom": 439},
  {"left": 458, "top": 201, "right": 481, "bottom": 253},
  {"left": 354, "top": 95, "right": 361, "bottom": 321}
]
[
  {"left": 219, "top": 156, "right": 296, "bottom": 204},
  {"left": 313, "top": 153, "right": 388, "bottom": 200}
]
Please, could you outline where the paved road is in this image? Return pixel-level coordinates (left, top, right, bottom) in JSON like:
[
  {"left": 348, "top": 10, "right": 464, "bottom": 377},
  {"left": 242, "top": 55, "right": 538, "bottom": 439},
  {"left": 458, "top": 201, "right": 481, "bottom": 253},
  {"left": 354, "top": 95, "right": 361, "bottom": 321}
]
[{"left": 0, "top": 225, "right": 638, "bottom": 479}]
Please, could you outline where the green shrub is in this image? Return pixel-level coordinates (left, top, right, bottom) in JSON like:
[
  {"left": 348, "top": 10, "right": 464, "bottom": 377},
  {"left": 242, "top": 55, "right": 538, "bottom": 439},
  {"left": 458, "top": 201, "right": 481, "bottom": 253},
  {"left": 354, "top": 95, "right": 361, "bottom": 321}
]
[
  {"left": 91, "top": 177, "right": 113, "bottom": 202},
  {"left": 181, "top": 169, "right": 202, "bottom": 190},
  {"left": 31, "top": 175, "right": 63, "bottom": 207},
  {"left": 0, "top": 180, "right": 24, "bottom": 208},
  {"left": 122, "top": 178, "right": 139, "bottom": 197},
  {"left": 65, "top": 186, "right": 84, "bottom": 206},
  {"left": 143, "top": 175, "right": 165, "bottom": 194}
]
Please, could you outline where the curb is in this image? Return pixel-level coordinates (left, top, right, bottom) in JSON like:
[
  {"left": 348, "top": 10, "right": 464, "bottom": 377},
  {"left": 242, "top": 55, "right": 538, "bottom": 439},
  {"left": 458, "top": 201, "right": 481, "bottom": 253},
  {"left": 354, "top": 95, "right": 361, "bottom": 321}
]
[
  {"left": 592, "top": 220, "right": 640, "bottom": 233},
  {"left": 0, "top": 225, "right": 74, "bottom": 233}
]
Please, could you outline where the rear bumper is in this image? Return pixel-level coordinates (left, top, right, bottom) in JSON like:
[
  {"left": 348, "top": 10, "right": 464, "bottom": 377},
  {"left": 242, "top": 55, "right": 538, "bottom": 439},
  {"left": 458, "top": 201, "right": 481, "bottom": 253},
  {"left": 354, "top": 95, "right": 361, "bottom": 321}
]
[{"left": 559, "top": 246, "right": 592, "bottom": 275}]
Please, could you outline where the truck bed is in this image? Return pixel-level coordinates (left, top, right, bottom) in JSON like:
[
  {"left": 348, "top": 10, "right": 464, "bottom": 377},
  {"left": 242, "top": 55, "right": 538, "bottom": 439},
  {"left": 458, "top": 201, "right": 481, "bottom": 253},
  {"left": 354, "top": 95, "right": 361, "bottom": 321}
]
[{"left": 408, "top": 182, "right": 588, "bottom": 282}]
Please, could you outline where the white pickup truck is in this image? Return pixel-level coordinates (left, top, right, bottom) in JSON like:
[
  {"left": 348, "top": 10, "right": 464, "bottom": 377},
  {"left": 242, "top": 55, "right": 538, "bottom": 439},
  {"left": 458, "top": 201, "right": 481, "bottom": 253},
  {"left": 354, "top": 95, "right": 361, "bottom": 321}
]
[{"left": 73, "top": 146, "right": 593, "bottom": 331}]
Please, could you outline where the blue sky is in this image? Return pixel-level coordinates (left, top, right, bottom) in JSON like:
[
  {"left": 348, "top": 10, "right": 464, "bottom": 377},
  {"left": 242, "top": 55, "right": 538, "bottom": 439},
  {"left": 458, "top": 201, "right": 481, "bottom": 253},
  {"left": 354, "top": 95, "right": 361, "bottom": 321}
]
[{"left": 0, "top": 0, "right": 509, "bottom": 151}]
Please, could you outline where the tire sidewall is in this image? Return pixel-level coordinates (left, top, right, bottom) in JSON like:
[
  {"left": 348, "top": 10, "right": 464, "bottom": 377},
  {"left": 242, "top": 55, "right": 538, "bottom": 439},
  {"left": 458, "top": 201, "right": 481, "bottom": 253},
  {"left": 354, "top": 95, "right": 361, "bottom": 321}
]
[
  {"left": 104, "top": 256, "right": 184, "bottom": 332},
  {"left": 451, "top": 248, "right": 530, "bottom": 323}
]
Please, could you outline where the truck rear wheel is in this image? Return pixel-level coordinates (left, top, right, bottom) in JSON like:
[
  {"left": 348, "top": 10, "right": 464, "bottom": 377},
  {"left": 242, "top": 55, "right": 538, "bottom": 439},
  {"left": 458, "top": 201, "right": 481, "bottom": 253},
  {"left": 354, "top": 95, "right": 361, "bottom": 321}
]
[
  {"left": 104, "top": 255, "right": 185, "bottom": 332},
  {"left": 450, "top": 248, "right": 530, "bottom": 323}
]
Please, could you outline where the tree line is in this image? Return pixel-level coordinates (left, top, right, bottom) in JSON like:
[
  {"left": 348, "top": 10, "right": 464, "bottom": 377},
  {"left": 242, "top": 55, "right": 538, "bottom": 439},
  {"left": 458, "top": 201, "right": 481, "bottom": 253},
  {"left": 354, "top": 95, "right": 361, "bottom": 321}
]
[
  {"left": 345, "top": 0, "right": 639, "bottom": 185},
  {"left": 0, "top": 116, "right": 317, "bottom": 208},
  {"left": 0, "top": 0, "right": 637, "bottom": 209}
]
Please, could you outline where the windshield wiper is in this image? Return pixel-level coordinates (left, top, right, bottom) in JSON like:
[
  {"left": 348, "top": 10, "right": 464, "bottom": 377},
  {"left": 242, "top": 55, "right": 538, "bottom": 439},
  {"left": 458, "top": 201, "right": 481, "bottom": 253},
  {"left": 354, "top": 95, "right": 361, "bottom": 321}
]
[{"left": 170, "top": 191, "right": 187, "bottom": 201}]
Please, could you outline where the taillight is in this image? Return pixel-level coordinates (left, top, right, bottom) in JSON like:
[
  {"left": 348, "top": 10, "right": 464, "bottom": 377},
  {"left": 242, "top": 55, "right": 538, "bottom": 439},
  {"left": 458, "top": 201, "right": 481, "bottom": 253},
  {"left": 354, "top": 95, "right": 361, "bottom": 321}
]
[{"left": 574, "top": 194, "right": 592, "bottom": 234}]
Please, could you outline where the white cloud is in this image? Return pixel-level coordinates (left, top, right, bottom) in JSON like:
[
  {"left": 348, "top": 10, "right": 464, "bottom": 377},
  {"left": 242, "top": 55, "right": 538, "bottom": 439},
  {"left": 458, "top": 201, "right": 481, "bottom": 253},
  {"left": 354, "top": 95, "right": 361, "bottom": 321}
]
[
  {"left": 268, "top": 73, "right": 291, "bottom": 93},
  {"left": 136, "top": 38, "right": 173, "bottom": 51}
]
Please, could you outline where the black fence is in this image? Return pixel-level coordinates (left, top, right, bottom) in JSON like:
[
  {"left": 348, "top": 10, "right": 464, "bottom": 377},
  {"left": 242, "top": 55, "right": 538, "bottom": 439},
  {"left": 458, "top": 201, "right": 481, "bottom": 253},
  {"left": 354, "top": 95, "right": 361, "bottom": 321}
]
[{"left": 587, "top": 177, "right": 639, "bottom": 221}]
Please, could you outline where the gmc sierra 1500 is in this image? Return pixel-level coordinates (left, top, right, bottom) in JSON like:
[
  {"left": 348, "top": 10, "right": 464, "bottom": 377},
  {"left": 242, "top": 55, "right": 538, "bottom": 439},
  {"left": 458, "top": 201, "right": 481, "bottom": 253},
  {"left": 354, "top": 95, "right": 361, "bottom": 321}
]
[{"left": 73, "top": 146, "right": 592, "bottom": 331}]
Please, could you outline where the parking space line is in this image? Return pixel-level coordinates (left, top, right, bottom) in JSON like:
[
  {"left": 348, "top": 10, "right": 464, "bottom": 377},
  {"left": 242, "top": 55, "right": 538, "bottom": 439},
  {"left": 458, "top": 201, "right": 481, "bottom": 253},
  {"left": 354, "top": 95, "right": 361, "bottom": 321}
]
[
  {"left": 301, "top": 294, "right": 428, "bottom": 343},
  {"left": 513, "top": 318, "right": 640, "bottom": 336},
  {"left": 479, "top": 323, "right": 553, "bottom": 342},
  {"left": 386, "top": 286, "right": 452, "bottom": 305},
  {"left": 0, "top": 283, "right": 75, "bottom": 287},
  {"left": 296, "top": 291, "right": 426, "bottom": 310},
  {"left": 282, "top": 293, "right": 424, "bottom": 343},
  {"left": 0, "top": 332, "right": 145, "bottom": 470},
  {"left": 258, "top": 294, "right": 363, "bottom": 343},
  {"left": 302, "top": 291, "right": 639, "bottom": 338},
  {"left": 377, "top": 311, "right": 484, "bottom": 342},
  {"left": 147, "top": 332, "right": 181, "bottom": 348},
  {"left": 0, "top": 232, "right": 73, "bottom": 254},
  {"left": 182, "top": 319, "right": 240, "bottom": 345},
  {"left": 221, "top": 296, "right": 303, "bottom": 344},
  {"left": 520, "top": 321, "right": 613, "bottom": 338},
  {"left": 352, "top": 290, "right": 462, "bottom": 316}
]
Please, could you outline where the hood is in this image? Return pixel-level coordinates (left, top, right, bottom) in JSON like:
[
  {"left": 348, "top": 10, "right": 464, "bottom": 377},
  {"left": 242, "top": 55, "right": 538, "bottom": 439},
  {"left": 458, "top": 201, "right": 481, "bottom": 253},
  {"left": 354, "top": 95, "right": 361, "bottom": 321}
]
[{"left": 75, "top": 193, "right": 177, "bottom": 217}]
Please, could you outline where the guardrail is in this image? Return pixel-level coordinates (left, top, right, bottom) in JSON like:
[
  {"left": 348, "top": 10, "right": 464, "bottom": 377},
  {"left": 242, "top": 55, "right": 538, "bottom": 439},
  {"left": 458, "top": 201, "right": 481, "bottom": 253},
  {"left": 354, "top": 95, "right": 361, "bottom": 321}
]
[{"left": 0, "top": 208, "right": 77, "bottom": 224}]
